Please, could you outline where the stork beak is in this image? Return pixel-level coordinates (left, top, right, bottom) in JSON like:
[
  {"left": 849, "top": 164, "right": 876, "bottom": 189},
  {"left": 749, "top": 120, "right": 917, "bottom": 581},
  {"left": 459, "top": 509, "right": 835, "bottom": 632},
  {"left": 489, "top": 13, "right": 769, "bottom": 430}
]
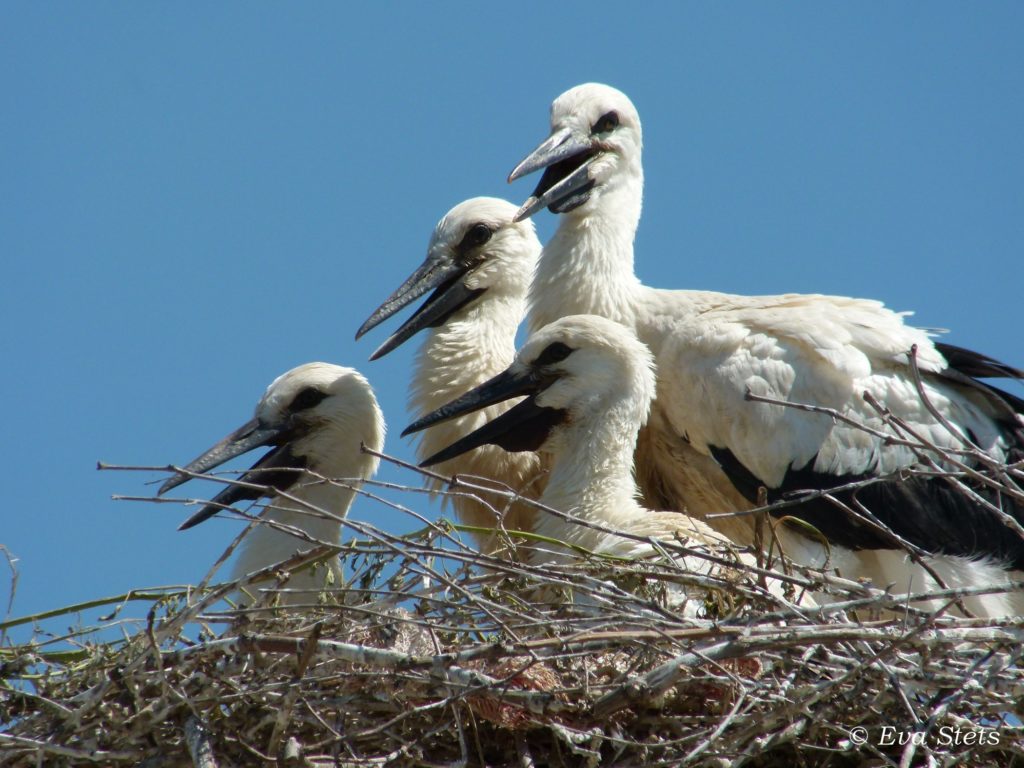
[
  {"left": 404, "top": 366, "right": 565, "bottom": 466},
  {"left": 509, "top": 127, "right": 591, "bottom": 182},
  {"left": 160, "top": 417, "right": 287, "bottom": 496},
  {"left": 508, "top": 127, "right": 598, "bottom": 221},
  {"left": 355, "top": 252, "right": 482, "bottom": 360}
]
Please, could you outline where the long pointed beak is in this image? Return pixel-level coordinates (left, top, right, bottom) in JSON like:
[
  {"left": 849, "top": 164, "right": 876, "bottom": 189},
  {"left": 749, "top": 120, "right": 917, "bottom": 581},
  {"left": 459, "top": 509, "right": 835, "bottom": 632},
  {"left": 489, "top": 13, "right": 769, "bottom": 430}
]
[
  {"left": 159, "top": 417, "right": 286, "bottom": 496},
  {"left": 403, "top": 366, "right": 541, "bottom": 437},
  {"left": 514, "top": 161, "right": 596, "bottom": 222},
  {"left": 356, "top": 253, "right": 464, "bottom": 339},
  {"left": 507, "top": 128, "right": 598, "bottom": 221},
  {"left": 355, "top": 253, "right": 480, "bottom": 360},
  {"left": 369, "top": 277, "right": 483, "bottom": 361},
  {"left": 508, "top": 127, "right": 591, "bottom": 182},
  {"left": 403, "top": 366, "right": 565, "bottom": 466}
]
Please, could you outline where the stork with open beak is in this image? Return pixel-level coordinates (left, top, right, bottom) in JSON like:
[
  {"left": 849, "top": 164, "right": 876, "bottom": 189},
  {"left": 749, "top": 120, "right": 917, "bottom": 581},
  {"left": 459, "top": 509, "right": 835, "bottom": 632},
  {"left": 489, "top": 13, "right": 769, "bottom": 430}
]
[
  {"left": 160, "top": 362, "right": 385, "bottom": 603},
  {"left": 406, "top": 314, "right": 770, "bottom": 614},
  {"left": 506, "top": 84, "right": 1024, "bottom": 616},
  {"left": 356, "top": 198, "right": 545, "bottom": 552}
]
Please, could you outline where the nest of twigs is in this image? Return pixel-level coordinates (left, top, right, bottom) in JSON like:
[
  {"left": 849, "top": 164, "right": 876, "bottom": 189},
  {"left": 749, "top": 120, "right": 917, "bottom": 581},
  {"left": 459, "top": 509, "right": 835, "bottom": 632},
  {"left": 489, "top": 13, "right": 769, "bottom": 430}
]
[{"left": 3, "top": 456, "right": 1024, "bottom": 767}]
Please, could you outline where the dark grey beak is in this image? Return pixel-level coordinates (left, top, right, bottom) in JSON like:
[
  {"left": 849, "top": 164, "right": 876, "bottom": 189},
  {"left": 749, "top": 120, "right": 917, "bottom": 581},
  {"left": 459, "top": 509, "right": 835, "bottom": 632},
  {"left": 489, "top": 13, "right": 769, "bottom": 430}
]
[
  {"left": 355, "top": 252, "right": 482, "bottom": 360},
  {"left": 404, "top": 366, "right": 565, "bottom": 466},
  {"left": 160, "top": 418, "right": 283, "bottom": 495},
  {"left": 160, "top": 417, "right": 304, "bottom": 531},
  {"left": 508, "top": 127, "right": 598, "bottom": 221}
]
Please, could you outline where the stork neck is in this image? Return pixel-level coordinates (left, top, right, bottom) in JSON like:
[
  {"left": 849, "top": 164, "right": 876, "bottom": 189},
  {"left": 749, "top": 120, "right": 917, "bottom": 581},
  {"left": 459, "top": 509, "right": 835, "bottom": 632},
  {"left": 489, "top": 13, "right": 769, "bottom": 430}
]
[
  {"left": 535, "top": 406, "right": 643, "bottom": 554},
  {"left": 528, "top": 180, "right": 644, "bottom": 333},
  {"left": 410, "top": 290, "right": 528, "bottom": 486},
  {"left": 411, "top": 292, "right": 524, "bottom": 416},
  {"left": 230, "top": 478, "right": 356, "bottom": 587}
]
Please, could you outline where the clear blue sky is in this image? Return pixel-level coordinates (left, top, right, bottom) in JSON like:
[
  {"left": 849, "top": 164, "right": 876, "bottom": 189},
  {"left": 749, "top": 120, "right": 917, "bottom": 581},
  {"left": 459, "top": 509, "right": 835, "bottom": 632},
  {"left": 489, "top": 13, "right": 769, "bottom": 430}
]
[{"left": 3, "top": 4, "right": 1022, "bottom": 633}]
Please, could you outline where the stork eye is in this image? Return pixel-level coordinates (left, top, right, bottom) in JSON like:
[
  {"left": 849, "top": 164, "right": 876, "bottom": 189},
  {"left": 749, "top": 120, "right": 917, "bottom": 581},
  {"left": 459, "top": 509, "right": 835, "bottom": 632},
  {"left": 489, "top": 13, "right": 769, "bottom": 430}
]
[
  {"left": 462, "top": 223, "right": 493, "bottom": 249},
  {"left": 535, "top": 342, "right": 574, "bottom": 366},
  {"left": 592, "top": 110, "right": 619, "bottom": 134},
  {"left": 289, "top": 387, "right": 328, "bottom": 412}
]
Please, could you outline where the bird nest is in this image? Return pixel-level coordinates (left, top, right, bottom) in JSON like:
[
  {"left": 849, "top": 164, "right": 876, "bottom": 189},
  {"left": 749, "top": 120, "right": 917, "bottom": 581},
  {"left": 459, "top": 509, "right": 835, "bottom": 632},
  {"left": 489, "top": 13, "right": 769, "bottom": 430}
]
[{"left": 2, "top": 458, "right": 1024, "bottom": 767}]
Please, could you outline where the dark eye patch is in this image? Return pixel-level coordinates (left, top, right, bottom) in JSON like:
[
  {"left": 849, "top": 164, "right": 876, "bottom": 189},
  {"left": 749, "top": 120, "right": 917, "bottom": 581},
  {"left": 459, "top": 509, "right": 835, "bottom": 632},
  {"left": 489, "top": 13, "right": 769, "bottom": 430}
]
[
  {"left": 592, "top": 110, "right": 619, "bottom": 135},
  {"left": 289, "top": 386, "right": 328, "bottom": 412},
  {"left": 534, "top": 341, "right": 574, "bottom": 367},
  {"left": 456, "top": 222, "right": 493, "bottom": 256}
]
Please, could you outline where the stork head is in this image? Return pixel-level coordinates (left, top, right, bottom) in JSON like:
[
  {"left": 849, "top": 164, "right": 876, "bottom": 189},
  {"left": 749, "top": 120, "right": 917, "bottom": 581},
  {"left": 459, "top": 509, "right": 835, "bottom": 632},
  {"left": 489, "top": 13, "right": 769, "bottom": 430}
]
[
  {"left": 405, "top": 314, "right": 655, "bottom": 465},
  {"left": 355, "top": 197, "right": 540, "bottom": 359},
  {"left": 508, "top": 83, "right": 643, "bottom": 221},
  {"left": 161, "top": 363, "right": 384, "bottom": 530}
]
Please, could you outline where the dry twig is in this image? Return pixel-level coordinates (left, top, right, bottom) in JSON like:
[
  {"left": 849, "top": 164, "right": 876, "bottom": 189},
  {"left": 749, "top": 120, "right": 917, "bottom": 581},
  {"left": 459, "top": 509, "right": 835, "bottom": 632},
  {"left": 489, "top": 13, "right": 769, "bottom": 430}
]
[{"left": 3, "top": 438, "right": 1023, "bottom": 766}]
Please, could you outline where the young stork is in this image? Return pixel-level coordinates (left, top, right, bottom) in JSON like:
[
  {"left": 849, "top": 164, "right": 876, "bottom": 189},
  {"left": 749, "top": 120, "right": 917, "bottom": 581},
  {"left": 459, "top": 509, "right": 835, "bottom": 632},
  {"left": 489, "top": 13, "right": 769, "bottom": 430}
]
[
  {"left": 159, "top": 363, "right": 385, "bottom": 602},
  {"left": 356, "top": 197, "right": 545, "bottom": 551},
  {"left": 507, "top": 83, "right": 1024, "bottom": 614},
  {"left": 405, "top": 315, "right": 751, "bottom": 611}
]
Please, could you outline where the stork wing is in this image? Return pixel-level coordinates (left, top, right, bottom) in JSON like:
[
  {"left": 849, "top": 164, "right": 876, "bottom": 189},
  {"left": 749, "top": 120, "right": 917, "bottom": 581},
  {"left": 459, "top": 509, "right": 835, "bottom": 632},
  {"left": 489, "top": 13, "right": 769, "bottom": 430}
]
[{"left": 650, "top": 293, "right": 1024, "bottom": 567}]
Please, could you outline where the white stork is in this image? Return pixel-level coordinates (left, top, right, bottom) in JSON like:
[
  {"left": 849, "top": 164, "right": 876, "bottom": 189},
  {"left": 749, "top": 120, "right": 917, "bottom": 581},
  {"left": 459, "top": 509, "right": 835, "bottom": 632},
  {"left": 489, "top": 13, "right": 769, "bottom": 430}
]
[
  {"left": 160, "top": 363, "right": 385, "bottom": 603},
  {"left": 406, "top": 315, "right": 756, "bottom": 614},
  {"left": 506, "top": 83, "right": 1024, "bottom": 616},
  {"left": 356, "top": 198, "right": 545, "bottom": 551}
]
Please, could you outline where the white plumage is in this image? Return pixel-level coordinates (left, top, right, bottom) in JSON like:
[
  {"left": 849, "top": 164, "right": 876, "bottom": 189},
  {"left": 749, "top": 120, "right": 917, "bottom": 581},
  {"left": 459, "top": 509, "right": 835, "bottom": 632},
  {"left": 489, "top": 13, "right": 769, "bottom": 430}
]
[
  {"left": 407, "top": 315, "right": 754, "bottom": 612},
  {"left": 357, "top": 198, "right": 545, "bottom": 550},
  {"left": 508, "top": 83, "right": 1024, "bottom": 615},
  {"left": 160, "top": 363, "right": 385, "bottom": 603}
]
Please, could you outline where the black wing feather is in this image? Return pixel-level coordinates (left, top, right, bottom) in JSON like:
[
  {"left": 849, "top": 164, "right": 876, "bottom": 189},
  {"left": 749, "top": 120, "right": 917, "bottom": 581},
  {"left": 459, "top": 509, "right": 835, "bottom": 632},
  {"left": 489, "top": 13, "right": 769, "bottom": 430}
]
[{"left": 711, "top": 446, "right": 1024, "bottom": 570}]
